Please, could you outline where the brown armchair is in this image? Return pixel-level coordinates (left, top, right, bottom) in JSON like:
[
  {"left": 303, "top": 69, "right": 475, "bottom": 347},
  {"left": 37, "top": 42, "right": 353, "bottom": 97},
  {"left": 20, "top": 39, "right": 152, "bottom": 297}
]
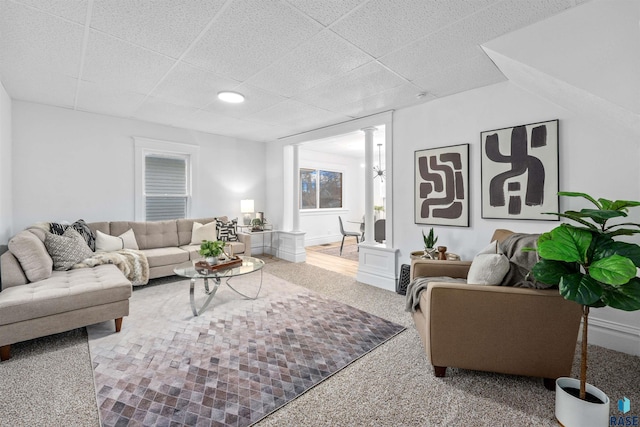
[{"left": 409, "top": 229, "right": 582, "bottom": 389}]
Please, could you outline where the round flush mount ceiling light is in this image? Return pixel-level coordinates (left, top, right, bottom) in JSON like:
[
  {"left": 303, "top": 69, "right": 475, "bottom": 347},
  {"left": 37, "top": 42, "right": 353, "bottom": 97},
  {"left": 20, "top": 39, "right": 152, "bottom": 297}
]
[{"left": 217, "top": 91, "right": 245, "bottom": 103}]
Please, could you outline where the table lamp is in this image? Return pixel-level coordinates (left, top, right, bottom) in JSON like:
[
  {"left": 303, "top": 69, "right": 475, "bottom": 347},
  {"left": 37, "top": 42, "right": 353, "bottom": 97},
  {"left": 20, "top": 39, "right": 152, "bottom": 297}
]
[{"left": 241, "top": 199, "right": 254, "bottom": 225}]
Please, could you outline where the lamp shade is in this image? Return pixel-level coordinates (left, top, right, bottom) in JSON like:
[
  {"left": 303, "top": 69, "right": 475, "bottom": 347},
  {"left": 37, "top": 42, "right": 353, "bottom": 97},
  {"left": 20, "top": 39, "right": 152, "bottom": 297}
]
[{"left": 240, "top": 199, "right": 254, "bottom": 213}]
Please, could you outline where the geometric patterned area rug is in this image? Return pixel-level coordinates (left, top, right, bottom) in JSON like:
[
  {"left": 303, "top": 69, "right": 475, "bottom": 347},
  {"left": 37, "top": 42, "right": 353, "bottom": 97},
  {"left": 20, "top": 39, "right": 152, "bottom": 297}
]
[{"left": 87, "top": 272, "right": 404, "bottom": 427}]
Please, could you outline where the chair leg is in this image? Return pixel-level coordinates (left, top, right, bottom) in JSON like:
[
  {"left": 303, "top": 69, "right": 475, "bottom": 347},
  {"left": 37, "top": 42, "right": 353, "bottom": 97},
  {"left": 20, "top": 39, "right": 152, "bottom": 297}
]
[
  {"left": 0, "top": 345, "right": 10, "bottom": 361},
  {"left": 356, "top": 236, "right": 359, "bottom": 251},
  {"left": 340, "top": 236, "right": 345, "bottom": 256},
  {"left": 115, "top": 317, "right": 123, "bottom": 332},
  {"left": 433, "top": 366, "right": 447, "bottom": 377}
]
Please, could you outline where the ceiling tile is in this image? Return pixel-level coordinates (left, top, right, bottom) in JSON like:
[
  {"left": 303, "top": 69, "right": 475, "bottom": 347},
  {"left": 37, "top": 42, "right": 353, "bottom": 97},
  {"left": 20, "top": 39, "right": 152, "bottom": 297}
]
[
  {"left": 187, "top": 110, "right": 283, "bottom": 141},
  {"left": 82, "top": 30, "right": 176, "bottom": 94},
  {"left": 150, "top": 62, "right": 240, "bottom": 109},
  {"left": 183, "top": 0, "right": 323, "bottom": 81},
  {"left": 1, "top": 67, "right": 77, "bottom": 107},
  {"left": 413, "top": 53, "right": 506, "bottom": 98},
  {"left": 0, "top": 1, "right": 84, "bottom": 77},
  {"left": 285, "top": 0, "right": 366, "bottom": 26},
  {"left": 294, "top": 62, "right": 407, "bottom": 110},
  {"left": 132, "top": 96, "right": 200, "bottom": 127},
  {"left": 13, "top": 0, "right": 88, "bottom": 24},
  {"left": 202, "top": 83, "right": 287, "bottom": 118},
  {"left": 379, "top": 29, "right": 481, "bottom": 82},
  {"left": 246, "top": 30, "right": 372, "bottom": 98},
  {"left": 76, "top": 80, "right": 146, "bottom": 117},
  {"left": 247, "top": 99, "right": 351, "bottom": 128},
  {"left": 90, "top": 0, "right": 227, "bottom": 58},
  {"left": 333, "top": 83, "right": 436, "bottom": 117},
  {"left": 330, "top": 0, "right": 495, "bottom": 58}
]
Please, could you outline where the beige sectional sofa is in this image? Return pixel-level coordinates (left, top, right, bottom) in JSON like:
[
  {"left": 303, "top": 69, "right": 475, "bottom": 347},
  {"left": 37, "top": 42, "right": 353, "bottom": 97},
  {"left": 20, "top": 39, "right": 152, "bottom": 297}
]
[{"left": 0, "top": 216, "right": 251, "bottom": 361}]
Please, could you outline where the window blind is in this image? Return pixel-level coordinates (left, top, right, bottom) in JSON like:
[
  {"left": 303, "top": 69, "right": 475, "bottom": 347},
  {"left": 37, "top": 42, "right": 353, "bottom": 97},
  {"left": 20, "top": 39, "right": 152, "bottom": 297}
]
[{"left": 145, "top": 156, "right": 187, "bottom": 221}]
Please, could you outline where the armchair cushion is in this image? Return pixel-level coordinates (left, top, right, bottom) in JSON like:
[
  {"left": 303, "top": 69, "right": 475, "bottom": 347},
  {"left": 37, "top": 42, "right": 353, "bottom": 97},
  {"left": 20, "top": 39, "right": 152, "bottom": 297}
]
[{"left": 467, "top": 253, "right": 509, "bottom": 285}]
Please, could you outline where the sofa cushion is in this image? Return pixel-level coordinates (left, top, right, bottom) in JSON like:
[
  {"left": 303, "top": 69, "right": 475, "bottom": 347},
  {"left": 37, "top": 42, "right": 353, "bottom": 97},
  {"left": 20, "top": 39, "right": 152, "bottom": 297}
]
[
  {"left": 177, "top": 217, "right": 217, "bottom": 246},
  {"left": 190, "top": 221, "right": 217, "bottom": 245},
  {"left": 467, "top": 253, "right": 510, "bottom": 285},
  {"left": 110, "top": 220, "right": 178, "bottom": 250},
  {"left": 7, "top": 230, "right": 53, "bottom": 282},
  {"left": 50, "top": 219, "right": 97, "bottom": 251},
  {"left": 140, "top": 247, "right": 189, "bottom": 268},
  {"left": 44, "top": 228, "right": 94, "bottom": 271},
  {"left": 0, "top": 264, "right": 131, "bottom": 326}
]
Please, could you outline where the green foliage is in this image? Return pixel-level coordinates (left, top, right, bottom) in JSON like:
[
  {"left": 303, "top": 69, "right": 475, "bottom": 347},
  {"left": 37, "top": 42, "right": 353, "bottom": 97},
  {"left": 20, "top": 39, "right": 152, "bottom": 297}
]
[
  {"left": 532, "top": 192, "right": 640, "bottom": 311},
  {"left": 198, "top": 240, "right": 225, "bottom": 258},
  {"left": 422, "top": 228, "right": 438, "bottom": 249}
]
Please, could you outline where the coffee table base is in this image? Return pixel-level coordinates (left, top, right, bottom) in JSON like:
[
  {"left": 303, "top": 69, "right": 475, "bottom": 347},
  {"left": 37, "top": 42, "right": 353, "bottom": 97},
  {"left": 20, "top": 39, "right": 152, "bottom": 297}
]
[{"left": 189, "top": 270, "right": 264, "bottom": 316}]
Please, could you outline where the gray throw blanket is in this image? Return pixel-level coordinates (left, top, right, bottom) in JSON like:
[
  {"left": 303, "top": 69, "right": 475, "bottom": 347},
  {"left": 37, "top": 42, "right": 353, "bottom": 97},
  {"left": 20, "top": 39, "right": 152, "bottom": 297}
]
[
  {"left": 72, "top": 249, "right": 150, "bottom": 286},
  {"left": 405, "top": 276, "right": 467, "bottom": 313},
  {"left": 498, "top": 233, "right": 553, "bottom": 289}
]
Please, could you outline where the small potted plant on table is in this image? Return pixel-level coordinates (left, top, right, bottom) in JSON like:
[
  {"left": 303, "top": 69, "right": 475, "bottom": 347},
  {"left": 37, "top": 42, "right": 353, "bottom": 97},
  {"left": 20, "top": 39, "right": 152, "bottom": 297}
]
[
  {"left": 531, "top": 192, "right": 640, "bottom": 427},
  {"left": 199, "top": 240, "right": 226, "bottom": 265}
]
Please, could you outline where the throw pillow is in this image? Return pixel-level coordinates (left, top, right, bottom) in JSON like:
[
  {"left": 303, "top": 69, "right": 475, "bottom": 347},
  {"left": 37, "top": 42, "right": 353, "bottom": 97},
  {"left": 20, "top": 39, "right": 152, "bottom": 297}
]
[
  {"left": 467, "top": 253, "right": 510, "bottom": 285},
  {"left": 44, "top": 227, "right": 94, "bottom": 271},
  {"left": 119, "top": 229, "right": 139, "bottom": 250},
  {"left": 50, "top": 219, "right": 96, "bottom": 251},
  {"left": 95, "top": 230, "right": 123, "bottom": 252},
  {"left": 478, "top": 240, "right": 499, "bottom": 255},
  {"left": 216, "top": 218, "right": 238, "bottom": 242},
  {"left": 8, "top": 230, "right": 54, "bottom": 282},
  {"left": 190, "top": 221, "right": 217, "bottom": 244}
]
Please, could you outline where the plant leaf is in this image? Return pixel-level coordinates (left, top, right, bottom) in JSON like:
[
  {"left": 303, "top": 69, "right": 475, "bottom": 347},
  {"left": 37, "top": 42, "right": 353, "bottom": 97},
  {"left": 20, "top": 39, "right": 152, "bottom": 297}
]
[
  {"left": 610, "top": 200, "right": 640, "bottom": 210},
  {"left": 553, "top": 212, "right": 599, "bottom": 230},
  {"left": 559, "top": 273, "right": 603, "bottom": 305},
  {"left": 531, "top": 259, "right": 578, "bottom": 286},
  {"left": 538, "top": 225, "right": 592, "bottom": 263},
  {"left": 601, "top": 278, "right": 640, "bottom": 311},
  {"left": 589, "top": 255, "right": 637, "bottom": 285},
  {"left": 558, "top": 192, "right": 601, "bottom": 208},
  {"left": 592, "top": 237, "right": 640, "bottom": 267},
  {"left": 568, "top": 208, "right": 627, "bottom": 225}
]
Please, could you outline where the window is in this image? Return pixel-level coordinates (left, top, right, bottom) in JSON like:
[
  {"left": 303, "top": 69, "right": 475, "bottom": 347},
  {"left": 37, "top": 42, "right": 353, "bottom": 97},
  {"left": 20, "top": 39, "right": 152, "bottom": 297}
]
[
  {"left": 134, "top": 137, "right": 199, "bottom": 221},
  {"left": 144, "top": 155, "right": 187, "bottom": 221},
  {"left": 300, "top": 168, "right": 343, "bottom": 209}
]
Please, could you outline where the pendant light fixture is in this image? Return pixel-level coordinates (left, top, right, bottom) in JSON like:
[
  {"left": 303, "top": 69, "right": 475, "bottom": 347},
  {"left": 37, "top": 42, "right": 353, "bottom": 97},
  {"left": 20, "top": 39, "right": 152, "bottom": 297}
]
[{"left": 373, "top": 143, "right": 385, "bottom": 182}]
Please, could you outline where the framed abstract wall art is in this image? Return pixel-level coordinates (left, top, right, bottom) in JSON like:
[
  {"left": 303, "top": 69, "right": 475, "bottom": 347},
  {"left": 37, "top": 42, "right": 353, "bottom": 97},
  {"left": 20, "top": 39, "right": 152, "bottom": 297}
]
[
  {"left": 480, "top": 119, "right": 559, "bottom": 220},
  {"left": 414, "top": 143, "right": 469, "bottom": 227}
]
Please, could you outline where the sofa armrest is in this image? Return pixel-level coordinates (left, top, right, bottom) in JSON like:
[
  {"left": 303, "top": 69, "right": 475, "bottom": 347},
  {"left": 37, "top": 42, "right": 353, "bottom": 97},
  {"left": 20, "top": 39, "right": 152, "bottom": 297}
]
[
  {"left": 1, "top": 251, "right": 28, "bottom": 289},
  {"left": 237, "top": 232, "right": 251, "bottom": 257},
  {"left": 418, "top": 282, "right": 581, "bottom": 379},
  {"left": 410, "top": 259, "right": 472, "bottom": 280}
]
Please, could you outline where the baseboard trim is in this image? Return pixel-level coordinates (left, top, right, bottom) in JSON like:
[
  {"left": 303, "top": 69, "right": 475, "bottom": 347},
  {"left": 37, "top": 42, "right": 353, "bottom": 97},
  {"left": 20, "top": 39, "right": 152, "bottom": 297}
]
[{"left": 585, "top": 317, "right": 640, "bottom": 356}]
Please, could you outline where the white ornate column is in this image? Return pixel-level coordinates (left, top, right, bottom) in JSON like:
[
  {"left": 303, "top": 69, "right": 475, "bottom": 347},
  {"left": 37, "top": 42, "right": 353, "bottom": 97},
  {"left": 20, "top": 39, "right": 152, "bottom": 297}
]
[
  {"left": 362, "top": 127, "right": 376, "bottom": 243},
  {"left": 357, "top": 127, "right": 399, "bottom": 291},
  {"left": 292, "top": 144, "right": 300, "bottom": 232}
]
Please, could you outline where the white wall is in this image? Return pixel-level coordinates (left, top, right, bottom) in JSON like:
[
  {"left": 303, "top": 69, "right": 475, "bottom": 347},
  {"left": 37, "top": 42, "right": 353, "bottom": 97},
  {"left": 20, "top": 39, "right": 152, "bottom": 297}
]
[
  {"left": 298, "top": 148, "right": 364, "bottom": 246},
  {"left": 11, "top": 101, "right": 266, "bottom": 231},
  {"left": 0, "top": 83, "right": 11, "bottom": 244},
  {"left": 393, "top": 80, "right": 640, "bottom": 355}
]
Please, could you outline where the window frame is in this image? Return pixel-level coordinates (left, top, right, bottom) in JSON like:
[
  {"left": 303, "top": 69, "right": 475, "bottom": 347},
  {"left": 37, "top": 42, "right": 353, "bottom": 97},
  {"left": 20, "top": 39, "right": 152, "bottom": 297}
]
[
  {"left": 299, "top": 167, "right": 344, "bottom": 211},
  {"left": 134, "top": 137, "right": 200, "bottom": 221}
]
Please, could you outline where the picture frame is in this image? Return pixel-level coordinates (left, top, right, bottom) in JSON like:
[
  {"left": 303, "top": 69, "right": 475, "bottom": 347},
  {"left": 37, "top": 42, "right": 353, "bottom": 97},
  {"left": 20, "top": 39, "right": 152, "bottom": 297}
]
[
  {"left": 480, "top": 119, "right": 559, "bottom": 220},
  {"left": 414, "top": 143, "right": 469, "bottom": 227}
]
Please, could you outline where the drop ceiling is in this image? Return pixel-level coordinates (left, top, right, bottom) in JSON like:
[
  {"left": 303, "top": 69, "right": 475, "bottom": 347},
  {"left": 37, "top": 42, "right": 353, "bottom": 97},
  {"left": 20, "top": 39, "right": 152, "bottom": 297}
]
[{"left": 0, "top": 0, "right": 589, "bottom": 142}]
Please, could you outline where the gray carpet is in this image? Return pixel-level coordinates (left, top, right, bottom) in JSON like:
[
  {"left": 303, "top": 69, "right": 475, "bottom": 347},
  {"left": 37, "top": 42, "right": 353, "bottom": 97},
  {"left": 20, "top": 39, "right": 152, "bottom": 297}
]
[{"left": 1, "top": 258, "right": 639, "bottom": 426}]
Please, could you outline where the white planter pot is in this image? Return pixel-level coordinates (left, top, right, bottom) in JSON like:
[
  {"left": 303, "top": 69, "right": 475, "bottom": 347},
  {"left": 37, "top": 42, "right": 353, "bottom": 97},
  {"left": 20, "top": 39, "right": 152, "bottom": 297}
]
[
  {"left": 205, "top": 256, "right": 218, "bottom": 265},
  {"left": 555, "top": 377, "right": 610, "bottom": 427}
]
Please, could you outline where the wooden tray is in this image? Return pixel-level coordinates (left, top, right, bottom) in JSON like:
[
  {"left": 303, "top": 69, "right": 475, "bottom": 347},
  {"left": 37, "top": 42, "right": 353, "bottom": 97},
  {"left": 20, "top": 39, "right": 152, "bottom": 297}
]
[{"left": 194, "top": 257, "right": 242, "bottom": 273}]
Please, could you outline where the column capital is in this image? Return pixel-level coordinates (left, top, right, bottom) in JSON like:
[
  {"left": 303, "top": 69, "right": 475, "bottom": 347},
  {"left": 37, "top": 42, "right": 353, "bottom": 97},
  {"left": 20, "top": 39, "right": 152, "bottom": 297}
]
[{"left": 361, "top": 126, "right": 378, "bottom": 134}]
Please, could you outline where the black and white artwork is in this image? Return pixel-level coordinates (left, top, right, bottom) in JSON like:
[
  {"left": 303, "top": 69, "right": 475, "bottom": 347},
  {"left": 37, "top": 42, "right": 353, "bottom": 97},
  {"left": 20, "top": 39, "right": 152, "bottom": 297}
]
[
  {"left": 415, "top": 144, "right": 469, "bottom": 227},
  {"left": 480, "top": 119, "right": 559, "bottom": 220}
]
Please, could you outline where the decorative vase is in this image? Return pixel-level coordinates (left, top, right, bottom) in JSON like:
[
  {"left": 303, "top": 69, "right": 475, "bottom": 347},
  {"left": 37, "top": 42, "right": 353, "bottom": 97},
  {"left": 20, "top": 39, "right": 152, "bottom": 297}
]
[
  {"left": 555, "top": 377, "right": 609, "bottom": 427},
  {"left": 423, "top": 248, "right": 437, "bottom": 259},
  {"left": 205, "top": 256, "right": 218, "bottom": 265}
]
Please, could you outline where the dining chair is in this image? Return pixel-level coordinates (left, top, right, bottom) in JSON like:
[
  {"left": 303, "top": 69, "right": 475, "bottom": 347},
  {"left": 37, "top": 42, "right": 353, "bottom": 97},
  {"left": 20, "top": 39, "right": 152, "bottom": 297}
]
[{"left": 338, "top": 216, "right": 360, "bottom": 256}]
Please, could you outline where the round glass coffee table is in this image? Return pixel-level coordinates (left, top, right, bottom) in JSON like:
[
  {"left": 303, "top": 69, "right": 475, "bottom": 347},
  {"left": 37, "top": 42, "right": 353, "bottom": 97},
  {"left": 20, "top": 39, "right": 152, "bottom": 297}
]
[{"left": 174, "top": 256, "right": 265, "bottom": 316}]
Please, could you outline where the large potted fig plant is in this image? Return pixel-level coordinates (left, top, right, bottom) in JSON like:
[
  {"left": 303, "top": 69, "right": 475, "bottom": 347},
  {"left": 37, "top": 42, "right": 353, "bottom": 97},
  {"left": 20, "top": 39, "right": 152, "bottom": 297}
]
[{"left": 531, "top": 192, "right": 640, "bottom": 427}]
